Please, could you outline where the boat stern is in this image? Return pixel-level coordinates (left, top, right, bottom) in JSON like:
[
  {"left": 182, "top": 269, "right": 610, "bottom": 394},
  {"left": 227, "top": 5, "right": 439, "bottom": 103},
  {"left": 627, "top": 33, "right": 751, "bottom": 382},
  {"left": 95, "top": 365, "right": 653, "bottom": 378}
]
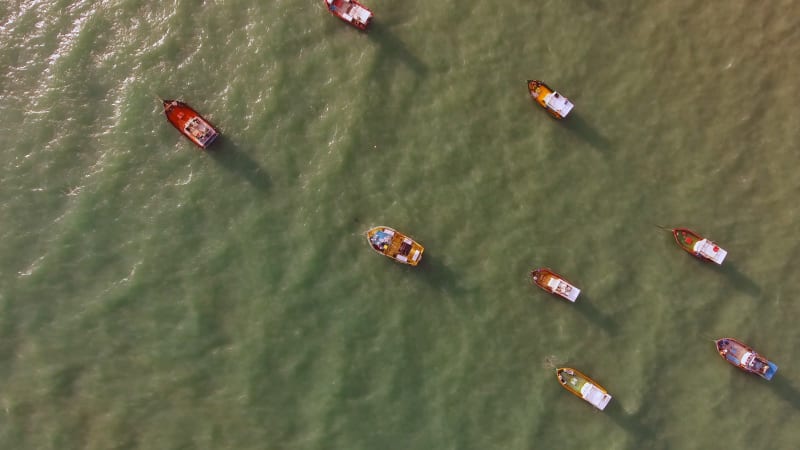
[{"left": 763, "top": 361, "right": 778, "bottom": 380}]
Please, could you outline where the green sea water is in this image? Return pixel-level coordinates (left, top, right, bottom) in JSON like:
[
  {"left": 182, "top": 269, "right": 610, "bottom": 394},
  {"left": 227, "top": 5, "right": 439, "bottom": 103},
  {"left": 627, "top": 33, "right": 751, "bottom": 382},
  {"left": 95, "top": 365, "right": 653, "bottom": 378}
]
[{"left": 2, "top": 1, "right": 800, "bottom": 449}]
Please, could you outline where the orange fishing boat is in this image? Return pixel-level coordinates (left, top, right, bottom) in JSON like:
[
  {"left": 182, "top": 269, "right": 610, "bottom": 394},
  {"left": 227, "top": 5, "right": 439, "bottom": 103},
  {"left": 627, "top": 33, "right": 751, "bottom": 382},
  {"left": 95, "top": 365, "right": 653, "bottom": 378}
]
[
  {"left": 365, "top": 226, "right": 424, "bottom": 266},
  {"left": 530, "top": 268, "right": 581, "bottom": 302},
  {"left": 324, "top": 0, "right": 373, "bottom": 30},
  {"left": 527, "top": 80, "right": 574, "bottom": 119},
  {"left": 670, "top": 227, "right": 727, "bottom": 265},
  {"left": 163, "top": 100, "right": 220, "bottom": 149}
]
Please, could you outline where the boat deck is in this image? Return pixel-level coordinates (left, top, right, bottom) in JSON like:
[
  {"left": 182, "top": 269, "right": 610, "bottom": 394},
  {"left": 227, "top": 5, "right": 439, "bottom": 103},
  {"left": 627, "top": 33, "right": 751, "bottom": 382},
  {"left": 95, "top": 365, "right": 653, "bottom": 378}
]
[{"left": 674, "top": 228, "right": 701, "bottom": 252}]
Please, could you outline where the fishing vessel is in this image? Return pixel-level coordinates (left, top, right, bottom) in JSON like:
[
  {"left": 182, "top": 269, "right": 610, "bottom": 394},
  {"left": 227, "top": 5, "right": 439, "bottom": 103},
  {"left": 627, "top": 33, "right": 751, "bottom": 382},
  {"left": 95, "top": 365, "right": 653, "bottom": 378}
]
[
  {"left": 325, "top": 0, "right": 373, "bottom": 30},
  {"left": 162, "top": 100, "right": 219, "bottom": 149},
  {"left": 530, "top": 268, "right": 581, "bottom": 302},
  {"left": 671, "top": 228, "right": 727, "bottom": 265},
  {"left": 527, "top": 80, "right": 574, "bottom": 119},
  {"left": 715, "top": 338, "right": 778, "bottom": 381},
  {"left": 366, "top": 226, "right": 424, "bottom": 266},
  {"left": 556, "top": 367, "right": 612, "bottom": 410}
]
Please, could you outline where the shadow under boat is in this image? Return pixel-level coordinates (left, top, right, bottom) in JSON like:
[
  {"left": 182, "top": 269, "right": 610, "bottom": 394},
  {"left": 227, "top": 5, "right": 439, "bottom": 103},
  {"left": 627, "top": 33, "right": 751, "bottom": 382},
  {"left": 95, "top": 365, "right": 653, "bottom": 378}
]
[
  {"left": 709, "top": 261, "right": 761, "bottom": 298},
  {"left": 605, "top": 401, "right": 656, "bottom": 444},
  {"left": 415, "top": 253, "right": 471, "bottom": 297},
  {"left": 561, "top": 112, "right": 613, "bottom": 153},
  {"left": 573, "top": 293, "right": 618, "bottom": 334},
  {"left": 769, "top": 375, "right": 800, "bottom": 411},
  {"left": 367, "top": 19, "right": 428, "bottom": 75},
  {"left": 206, "top": 136, "right": 271, "bottom": 192}
]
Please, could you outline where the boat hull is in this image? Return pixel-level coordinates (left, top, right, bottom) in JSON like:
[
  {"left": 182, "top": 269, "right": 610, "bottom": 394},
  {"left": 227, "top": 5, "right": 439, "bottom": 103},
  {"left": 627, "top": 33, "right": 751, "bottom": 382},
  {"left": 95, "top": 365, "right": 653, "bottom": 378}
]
[
  {"left": 163, "top": 100, "right": 219, "bottom": 149},
  {"left": 366, "top": 226, "right": 424, "bottom": 266},
  {"left": 671, "top": 228, "right": 727, "bottom": 265},
  {"left": 531, "top": 268, "right": 580, "bottom": 302},
  {"left": 527, "top": 80, "right": 573, "bottom": 119},
  {"left": 325, "top": 0, "right": 373, "bottom": 30},
  {"left": 715, "top": 338, "right": 778, "bottom": 380},
  {"left": 556, "top": 367, "right": 612, "bottom": 410}
]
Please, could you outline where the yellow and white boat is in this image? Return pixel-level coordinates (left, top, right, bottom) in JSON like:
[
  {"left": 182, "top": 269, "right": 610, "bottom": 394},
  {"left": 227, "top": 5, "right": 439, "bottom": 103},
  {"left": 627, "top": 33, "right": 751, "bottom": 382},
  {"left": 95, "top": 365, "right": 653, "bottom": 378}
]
[
  {"left": 365, "top": 226, "right": 424, "bottom": 266},
  {"left": 556, "top": 367, "right": 612, "bottom": 410},
  {"left": 527, "top": 80, "right": 574, "bottom": 119}
]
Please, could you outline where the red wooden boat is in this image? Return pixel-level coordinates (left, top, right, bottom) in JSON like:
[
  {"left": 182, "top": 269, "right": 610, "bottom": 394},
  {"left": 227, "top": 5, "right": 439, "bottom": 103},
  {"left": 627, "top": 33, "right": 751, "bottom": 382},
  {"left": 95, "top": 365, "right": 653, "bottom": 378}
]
[
  {"left": 324, "top": 0, "right": 373, "bottom": 30},
  {"left": 715, "top": 338, "right": 778, "bottom": 380},
  {"left": 163, "top": 100, "right": 220, "bottom": 149},
  {"left": 530, "top": 268, "right": 581, "bottom": 302},
  {"left": 670, "top": 227, "right": 727, "bottom": 265}
]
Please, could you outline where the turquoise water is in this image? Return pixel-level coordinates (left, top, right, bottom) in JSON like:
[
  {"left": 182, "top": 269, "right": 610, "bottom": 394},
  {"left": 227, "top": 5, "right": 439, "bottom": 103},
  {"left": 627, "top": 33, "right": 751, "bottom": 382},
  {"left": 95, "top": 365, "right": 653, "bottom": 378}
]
[{"left": 2, "top": 1, "right": 800, "bottom": 449}]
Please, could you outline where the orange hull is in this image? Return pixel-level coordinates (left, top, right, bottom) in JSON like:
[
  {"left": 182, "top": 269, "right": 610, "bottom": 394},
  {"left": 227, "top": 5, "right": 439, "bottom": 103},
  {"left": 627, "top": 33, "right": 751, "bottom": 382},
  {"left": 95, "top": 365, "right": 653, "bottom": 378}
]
[
  {"left": 163, "top": 100, "right": 220, "bottom": 149},
  {"left": 366, "top": 226, "right": 424, "bottom": 266}
]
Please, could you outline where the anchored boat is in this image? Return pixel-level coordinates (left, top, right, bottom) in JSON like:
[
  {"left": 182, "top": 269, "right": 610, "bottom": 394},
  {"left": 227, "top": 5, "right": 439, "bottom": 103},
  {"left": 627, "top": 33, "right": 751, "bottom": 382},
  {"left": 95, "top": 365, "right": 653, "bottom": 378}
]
[
  {"left": 556, "top": 367, "right": 612, "bottom": 410},
  {"left": 366, "top": 226, "right": 424, "bottom": 266},
  {"left": 671, "top": 228, "right": 727, "bottom": 265},
  {"left": 163, "top": 100, "right": 219, "bottom": 149},
  {"left": 325, "top": 0, "right": 373, "bottom": 30},
  {"left": 527, "top": 80, "right": 574, "bottom": 119},
  {"left": 530, "top": 268, "right": 581, "bottom": 302},
  {"left": 715, "top": 338, "right": 778, "bottom": 381}
]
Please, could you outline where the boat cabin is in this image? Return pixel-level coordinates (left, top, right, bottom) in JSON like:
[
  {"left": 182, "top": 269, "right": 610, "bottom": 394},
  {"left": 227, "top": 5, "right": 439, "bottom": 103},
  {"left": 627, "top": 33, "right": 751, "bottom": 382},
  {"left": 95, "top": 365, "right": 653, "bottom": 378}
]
[
  {"left": 741, "top": 352, "right": 770, "bottom": 375},
  {"left": 546, "top": 277, "right": 580, "bottom": 302},
  {"left": 692, "top": 239, "right": 727, "bottom": 264},
  {"left": 184, "top": 117, "right": 218, "bottom": 147},
  {"left": 543, "top": 92, "right": 574, "bottom": 118}
]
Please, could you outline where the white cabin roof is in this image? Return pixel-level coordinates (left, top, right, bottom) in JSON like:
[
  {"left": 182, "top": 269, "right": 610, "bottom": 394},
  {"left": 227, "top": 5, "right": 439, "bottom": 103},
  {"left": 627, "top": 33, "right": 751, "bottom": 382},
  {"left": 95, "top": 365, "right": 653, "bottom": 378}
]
[
  {"left": 544, "top": 92, "right": 574, "bottom": 117},
  {"left": 580, "top": 383, "right": 612, "bottom": 410},
  {"left": 741, "top": 351, "right": 753, "bottom": 367},
  {"left": 693, "top": 239, "right": 727, "bottom": 264},
  {"left": 351, "top": 5, "right": 372, "bottom": 22},
  {"left": 547, "top": 277, "right": 580, "bottom": 302}
]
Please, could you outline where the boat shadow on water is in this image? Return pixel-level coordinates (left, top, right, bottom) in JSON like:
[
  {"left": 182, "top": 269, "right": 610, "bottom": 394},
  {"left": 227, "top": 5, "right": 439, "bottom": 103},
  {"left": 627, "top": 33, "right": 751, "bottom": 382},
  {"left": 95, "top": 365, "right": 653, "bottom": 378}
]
[
  {"left": 207, "top": 137, "right": 271, "bottom": 192},
  {"left": 770, "top": 376, "right": 800, "bottom": 411},
  {"left": 709, "top": 262, "right": 761, "bottom": 298},
  {"left": 415, "top": 254, "right": 471, "bottom": 297},
  {"left": 605, "top": 402, "right": 657, "bottom": 444},
  {"left": 561, "top": 112, "right": 613, "bottom": 153},
  {"left": 573, "top": 294, "right": 618, "bottom": 334},
  {"left": 368, "top": 21, "right": 428, "bottom": 76}
]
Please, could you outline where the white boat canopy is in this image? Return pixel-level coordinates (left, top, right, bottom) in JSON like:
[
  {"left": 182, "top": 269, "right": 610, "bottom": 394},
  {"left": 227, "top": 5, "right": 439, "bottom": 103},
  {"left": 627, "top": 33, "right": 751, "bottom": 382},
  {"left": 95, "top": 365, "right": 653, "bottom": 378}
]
[
  {"left": 547, "top": 277, "right": 580, "bottom": 302},
  {"left": 580, "top": 382, "right": 612, "bottom": 410},
  {"left": 544, "top": 92, "right": 574, "bottom": 117},
  {"left": 693, "top": 239, "right": 727, "bottom": 264}
]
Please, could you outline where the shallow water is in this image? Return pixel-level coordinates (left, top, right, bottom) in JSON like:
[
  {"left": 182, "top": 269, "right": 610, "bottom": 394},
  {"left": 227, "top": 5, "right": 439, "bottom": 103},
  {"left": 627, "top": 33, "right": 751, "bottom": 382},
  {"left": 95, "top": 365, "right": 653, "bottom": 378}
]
[{"left": 2, "top": 1, "right": 799, "bottom": 449}]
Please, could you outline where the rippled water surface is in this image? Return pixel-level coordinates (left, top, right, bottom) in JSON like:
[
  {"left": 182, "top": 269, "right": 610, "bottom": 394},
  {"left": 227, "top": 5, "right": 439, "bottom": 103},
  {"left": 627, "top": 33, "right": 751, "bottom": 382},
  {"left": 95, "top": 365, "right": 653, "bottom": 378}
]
[{"left": 2, "top": 1, "right": 800, "bottom": 449}]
